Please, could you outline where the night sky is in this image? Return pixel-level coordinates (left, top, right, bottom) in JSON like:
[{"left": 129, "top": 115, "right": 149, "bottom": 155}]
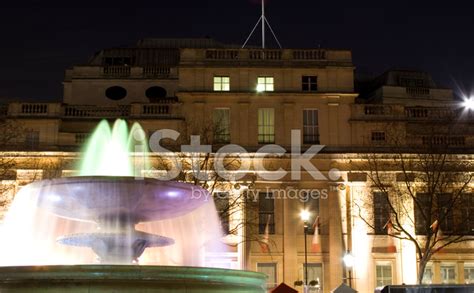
[{"left": 1, "top": 0, "right": 473, "bottom": 101}]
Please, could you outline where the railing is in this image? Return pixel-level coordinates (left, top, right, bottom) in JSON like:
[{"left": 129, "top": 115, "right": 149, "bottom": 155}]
[
  {"left": 143, "top": 66, "right": 170, "bottom": 77},
  {"left": 292, "top": 49, "right": 326, "bottom": 60},
  {"left": 64, "top": 105, "right": 131, "bottom": 118},
  {"left": 141, "top": 104, "right": 170, "bottom": 115},
  {"left": 405, "top": 107, "right": 455, "bottom": 119},
  {"left": 75, "top": 133, "right": 90, "bottom": 144},
  {"left": 204, "top": 49, "right": 327, "bottom": 61},
  {"left": 205, "top": 50, "right": 239, "bottom": 60},
  {"left": 364, "top": 105, "right": 391, "bottom": 115},
  {"left": 20, "top": 103, "right": 49, "bottom": 115},
  {"left": 103, "top": 66, "right": 131, "bottom": 77},
  {"left": 406, "top": 87, "right": 430, "bottom": 96},
  {"left": 249, "top": 50, "right": 282, "bottom": 60}
]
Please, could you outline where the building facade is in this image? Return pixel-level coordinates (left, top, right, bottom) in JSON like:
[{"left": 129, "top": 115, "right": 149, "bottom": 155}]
[{"left": 1, "top": 39, "right": 474, "bottom": 292}]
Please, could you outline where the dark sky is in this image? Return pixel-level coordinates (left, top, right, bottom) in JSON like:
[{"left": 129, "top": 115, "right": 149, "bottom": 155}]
[{"left": 1, "top": 0, "right": 474, "bottom": 101}]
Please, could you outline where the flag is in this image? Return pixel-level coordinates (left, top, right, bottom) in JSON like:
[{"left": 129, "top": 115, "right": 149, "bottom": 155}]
[
  {"left": 430, "top": 219, "right": 439, "bottom": 232},
  {"left": 311, "top": 216, "right": 321, "bottom": 253},
  {"left": 383, "top": 218, "right": 397, "bottom": 253},
  {"left": 259, "top": 214, "right": 271, "bottom": 253}
]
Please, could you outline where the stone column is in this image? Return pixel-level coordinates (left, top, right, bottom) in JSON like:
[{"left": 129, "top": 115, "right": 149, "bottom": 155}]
[
  {"left": 283, "top": 196, "right": 298, "bottom": 286},
  {"left": 328, "top": 184, "right": 344, "bottom": 290}
]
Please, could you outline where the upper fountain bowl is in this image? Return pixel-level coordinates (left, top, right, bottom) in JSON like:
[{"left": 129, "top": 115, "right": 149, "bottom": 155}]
[{"left": 33, "top": 176, "right": 209, "bottom": 224}]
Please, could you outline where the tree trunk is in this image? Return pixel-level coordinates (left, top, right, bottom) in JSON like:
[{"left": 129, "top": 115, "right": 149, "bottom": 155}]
[{"left": 417, "top": 258, "right": 428, "bottom": 284}]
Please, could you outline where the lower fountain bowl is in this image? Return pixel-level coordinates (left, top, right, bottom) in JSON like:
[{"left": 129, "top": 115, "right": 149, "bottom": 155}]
[{"left": 0, "top": 265, "right": 267, "bottom": 293}]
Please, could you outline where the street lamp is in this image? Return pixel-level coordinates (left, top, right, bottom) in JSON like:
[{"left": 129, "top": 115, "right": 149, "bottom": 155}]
[
  {"left": 462, "top": 96, "right": 474, "bottom": 110},
  {"left": 300, "top": 210, "right": 310, "bottom": 292},
  {"left": 343, "top": 252, "right": 354, "bottom": 288}
]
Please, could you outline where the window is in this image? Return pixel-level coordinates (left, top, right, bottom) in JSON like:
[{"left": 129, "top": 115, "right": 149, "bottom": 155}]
[
  {"left": 302, "top": 76, "right": 318, "bottom": 92},
  {"left": 213, "top": 192, "right": 230, "bottom": 234},
  {"left": 437, "top": 193, "right": 454, "bottom": 234},
  {"left": 371, "top": 131, "right": 386, "bottom": 142},
  {"left": 257, "top": 263, "right": 277, "bottom": 289},
  {"left": 303, "top": 263, "right": 323, "bottom": 290},
  {"left": 440, "top": 263, "right": 457, "bottom": 284},
  {"left": 259, "top": 192, "right": 275, "bottom": 234},
  {"left": 213, "top": 108, "right": 231, "bottom": 143},
  {"left": 375, "top": 262, "right": 393, "bottom": 287},
  {"left": 415, "top": 193, "right": 430, "bottom": 235},
  {"left": 258, "top": 108, "right": 275, "bottom": 144},
  {"left": 422, "top": 264, "right": 434, "bottom": 284},
  {"left": 257, "top": 76, "right": 274, "bottom": 92},
  {"left": 105, "top": 86, "right": 127, "bottom": 100},
  {"left": 461, "top": 194, "right": 474, "bottom": 235},
  {"left": 145, "top": 86, "right": 167, "bottom": 101},
  {"left": 24, "top": 130, "right": 39, "bottom": 150},
  {"left": 303, "top": 109, "right": 319, "bottom": 144},
  {"left": 465, "top": 264, "right": 474, "bottom": 284},
  {"left": 103, "top": 56, "right": 132, "bottom": 66},
  {"left": 213, "top": 76, "right": 230, "bottom": 91},
  {"left": 373, "top": 192, "right": 391, "bottom": 235}
]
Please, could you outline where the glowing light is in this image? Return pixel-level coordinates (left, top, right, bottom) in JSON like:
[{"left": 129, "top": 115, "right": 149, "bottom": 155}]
[
  {"left": 300, "top": 210, "right": 310, "bottom": 222},
  {"left": 256, "top": 84, "right": 265, "bottom": 92},
  {"left": 343, "top": 253, "right": 354, "bottom": 268},
  {"left": 166, "top": 191, "right": 180, "bottom": 198},
  {"left": 462, "top": 97, "right": 474, "bottom": 110}
]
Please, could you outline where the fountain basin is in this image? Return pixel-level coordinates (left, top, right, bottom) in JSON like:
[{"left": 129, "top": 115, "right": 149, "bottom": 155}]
[
  {"left": 0, "top": 265, "right": 267, "bottom": 292},
  {"left": 35, "top": 176, "right": 209, "bottom": 223}
]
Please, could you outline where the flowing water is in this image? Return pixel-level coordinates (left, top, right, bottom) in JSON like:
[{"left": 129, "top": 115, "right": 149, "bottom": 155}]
[{"left": 0, "top": 119, "right": 227, "bottom": 267}]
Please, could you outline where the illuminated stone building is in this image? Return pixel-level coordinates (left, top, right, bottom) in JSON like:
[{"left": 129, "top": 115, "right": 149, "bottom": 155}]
[{"left": 1, "top": 39, "right": 474, "bottom": 292}]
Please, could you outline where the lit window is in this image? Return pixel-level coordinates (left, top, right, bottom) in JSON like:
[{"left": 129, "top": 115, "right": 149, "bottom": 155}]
[
  {"left": 257, "top": 263, "right": 277, "bottom": 289},
  {"left": 258, "top": 108, "right": 275, "bottom": 143},
  {"left": 212, "top": 108, "right": 230, "bottom": 143},
  {"left": 441, "top": 264, "right": 457, "bottom": 284},
  {"left": 303, "top": 109, "right": 319, "bottom": 144},
  {"left": 257, "top": 76, "right": 274, "bottom": 92},
  {"left": 422, "top": 264, "right": 433, "bottom": 284},
  {"left": 302, "top": 76, "right": 318, "bottom": 92},
  {"left": 213, "top": 76, "right": 230, "bottom": 91},
  {"left": 302, "top": 263, "right": 323, "bottom": 290},
  {"left": 465, "top": 264, "right": 474, "bottom": 284},
  {"left": 371, "top": 131, "right": 386, "bottom": 142},
  {"left": 375, "top": 262, "right": 392, "bottom": 287}
]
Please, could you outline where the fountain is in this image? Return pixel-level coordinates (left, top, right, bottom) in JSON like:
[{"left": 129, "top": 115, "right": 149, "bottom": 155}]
[{"left": 0, "top": 120, "right": 266, "bottom": 292}]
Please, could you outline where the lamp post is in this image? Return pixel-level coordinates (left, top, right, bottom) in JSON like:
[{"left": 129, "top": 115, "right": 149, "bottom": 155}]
[
  {"left": 343, "top": 251, "right": 354, "bottom": 288},
  {"left": 300, "top": 210, "right": 310, "bottom": 293}
]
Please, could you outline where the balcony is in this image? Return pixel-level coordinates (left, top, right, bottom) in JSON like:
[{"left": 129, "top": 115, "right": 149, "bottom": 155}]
[
  {"left": 3, "top": 102, "right": 182, "bottom": 120},
  {"left": 405, "top": 107, "right": 457, "bottom": 120}
]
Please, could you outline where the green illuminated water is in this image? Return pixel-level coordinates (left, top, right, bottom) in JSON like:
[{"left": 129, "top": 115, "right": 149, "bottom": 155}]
[{"left": 79, "top": 119, "right": 149, "bottom": 176}]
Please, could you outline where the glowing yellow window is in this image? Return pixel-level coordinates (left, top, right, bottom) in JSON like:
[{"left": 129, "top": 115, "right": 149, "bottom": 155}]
[
  {"left": 213, "top": 76, "right": 230, "bottom": 91},
  {"left": 257, "top": 76, "right": 274, "bottom": 92}
]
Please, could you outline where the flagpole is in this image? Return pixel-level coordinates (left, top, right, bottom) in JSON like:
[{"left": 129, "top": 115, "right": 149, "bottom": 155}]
[{"left": 261, "top": 0, "right": 265, "bottom": 49}]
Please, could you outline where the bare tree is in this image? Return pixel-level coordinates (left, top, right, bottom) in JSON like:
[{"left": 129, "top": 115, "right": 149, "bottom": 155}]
[{"left": 356, "top": 123, "right": 474, "bottom": 284}]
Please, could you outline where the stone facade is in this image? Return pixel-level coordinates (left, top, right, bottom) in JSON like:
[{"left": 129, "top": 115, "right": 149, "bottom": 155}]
[{"left": 1, "top": 39, "right": 474, "bottom": 292}]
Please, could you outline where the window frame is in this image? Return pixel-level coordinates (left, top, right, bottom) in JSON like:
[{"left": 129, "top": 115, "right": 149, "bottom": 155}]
[
  {"left": 303, "top": 109, "right": 320, "bottom": 144},
  {"left": 259, "top": 192, "right": 275, "bottom": 234},
  {"left": 257, "top": 76, "right": 274, "bottom": 92},
  {"left": 375, "top": 261, "right": 393, "bottom": 288},
  {"left": 213, "top": 76, "right": 230, "bottom": 92},
  {"left": 440, "top": 263, "right": 457, "bottom": 284},
  {"left": 212, "top": 108, "right": 231, "bottom": 143},
  {"left": 258, "top": 108, "right": 275, "bottom": 144},
  {"left": 302, "top": 75, "right": 318, "bottom": 92},
  {"left": 257, "top": 263, "right": 277, "bottom": 289}
]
